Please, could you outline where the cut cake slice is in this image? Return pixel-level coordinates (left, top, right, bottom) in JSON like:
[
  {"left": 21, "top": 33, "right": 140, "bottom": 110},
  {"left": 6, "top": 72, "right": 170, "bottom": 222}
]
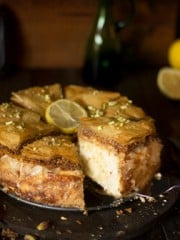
[
  {"left": 65, "top": 85, "right": 163, "bottom": 198},
  {"left": 0, "top": 135, "right": 85, "bottom": 209},
  {"left": 78, "top": 116, "right": 162, "bottom": 198}
]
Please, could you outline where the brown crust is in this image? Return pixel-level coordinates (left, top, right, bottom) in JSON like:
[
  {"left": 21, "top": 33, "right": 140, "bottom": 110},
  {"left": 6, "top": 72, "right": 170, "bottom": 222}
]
[
  {"left": 79, "top": 126, "right": 128, "bottom": 153},
  {"left": 0, "top": 139, "right": 81, "bottom": 171},
  {"left": 78, "top": 117, "right": 157, "bottom": 154}
]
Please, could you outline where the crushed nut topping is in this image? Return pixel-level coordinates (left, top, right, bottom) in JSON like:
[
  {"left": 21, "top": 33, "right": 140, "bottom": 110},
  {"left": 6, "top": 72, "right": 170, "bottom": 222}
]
[
  {"left": 16, "top": 125, "right": 24, "bottom": 130},
  {"left": 36, "top": 221, "right": 49, "bottom": 231},
  {"left": 44, "top": 94, "right": 51, "bottom": 102},
  {"left": 87, "top": 105, "right": 104, "bottom": 118},
  {"left": 97, "top": 125, "right": 104, "bottom": 131},
  {"left": 107, "top": 116, "right": 130, "bottom": 129},
  {"left": 107, "top": 99, "right": 118, "bottom": 106},
  {"left": 5, "top": 121, "right": 14, "bottom": 126}
]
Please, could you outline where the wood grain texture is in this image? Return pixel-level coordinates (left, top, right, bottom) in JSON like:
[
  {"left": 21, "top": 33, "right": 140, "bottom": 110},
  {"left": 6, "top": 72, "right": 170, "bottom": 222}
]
[{"left": 2, "top": 0, "right": 179, "bottom": 68}]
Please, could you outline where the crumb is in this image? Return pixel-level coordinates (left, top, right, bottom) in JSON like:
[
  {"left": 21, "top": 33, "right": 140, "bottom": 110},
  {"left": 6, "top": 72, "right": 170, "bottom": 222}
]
[
  {"left": 124, "top": 208, "right": 132, "bottom": 214},
  {"left": 1, "top": 228, "right": 19, "bottom": 239},
  {"left": 116, "top": 207, "right": 132, "bottom": 217},
  {"left": 116, "top": 230, "right": 125, "bottom": 236},
  {"left": 116, "top": 210, "right": 124, "bottom": 216},
  {"left": 3, "top": 204, "right": 7, "bottom": 210},
  {"left": 139, "top": 196, "right": 146, "bottom": 203},
  {"left": 24, "top": 234, "right": 37, "bottom": 240},
  {"left": 154, "top": 172, "right": 162, "bottom": 180},
  {"left": 56, "top": 230, "right": 62, "bottom": 235},
  {"left": 36, "top": 221, "right": 49, "bottom": 231},
  {"left": 66, "top": 229, "right": 72, "bottom": 234},
  {"left": 75, "top": 220, "right": 82, "bottom": 225}
]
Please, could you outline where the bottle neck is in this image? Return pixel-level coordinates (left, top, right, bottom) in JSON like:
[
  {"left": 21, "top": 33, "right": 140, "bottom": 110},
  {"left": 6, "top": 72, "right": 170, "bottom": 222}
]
[
  {"left": 99, "top": 0, "right": 113, "bottom": 7},
  {"left": 96, "top": 0, "right": 113, "bottom": 29},
  {"left": 98, "top": 0, "right": 113, "bottom": 14}
]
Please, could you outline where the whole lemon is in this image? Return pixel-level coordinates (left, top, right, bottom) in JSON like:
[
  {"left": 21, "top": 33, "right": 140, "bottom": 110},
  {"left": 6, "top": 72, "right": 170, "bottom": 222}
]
[{"left": 168, "top": 39, "right": 180, "bottom": 69}]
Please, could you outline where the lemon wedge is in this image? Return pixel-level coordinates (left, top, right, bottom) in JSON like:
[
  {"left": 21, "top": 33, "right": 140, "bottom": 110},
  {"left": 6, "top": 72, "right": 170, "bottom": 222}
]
[
  {"left": 157, "top": 67, "right": 180, "bottom": 100},
  {"left": 45, "top": 99, "right": 87, "bottom": 133},
  {"left": 168, "top": 39, "right": 180, "bottom": 69}
]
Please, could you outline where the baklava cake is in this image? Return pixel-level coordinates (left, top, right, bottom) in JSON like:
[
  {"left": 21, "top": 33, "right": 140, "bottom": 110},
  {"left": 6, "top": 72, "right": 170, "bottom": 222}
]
[{"left": 0, "top": 84, "right": 162, "bottom": 210}]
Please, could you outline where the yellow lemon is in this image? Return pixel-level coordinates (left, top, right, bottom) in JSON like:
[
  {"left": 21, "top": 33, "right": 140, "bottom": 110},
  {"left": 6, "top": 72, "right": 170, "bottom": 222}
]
[
  {"left": 45, "top": 99, "right": 87, "bottom": 134},
  {"left": 168, "top": 39, "right": 180, "bottom": 69},
  {"left": 157, "top": 67, "right": 180, "bottom": 100}
]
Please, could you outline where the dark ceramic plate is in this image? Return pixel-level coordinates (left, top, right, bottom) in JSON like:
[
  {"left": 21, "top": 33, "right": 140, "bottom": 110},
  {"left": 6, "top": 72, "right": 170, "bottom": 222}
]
[
  {"left": 1, "top": 175, "right": 178, "bottom": 212},
  {"left": 0, "top": 175, "right": 179, "bottom": 240},
  {"left": 1, "top": 177, "right": 143, "bottom": 212}
]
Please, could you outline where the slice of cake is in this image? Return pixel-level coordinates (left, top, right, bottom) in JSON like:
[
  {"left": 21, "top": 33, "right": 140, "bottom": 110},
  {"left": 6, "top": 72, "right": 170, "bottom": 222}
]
[
  {"left": 0, "top": 135, "right": 85, "bottom": 209},
  {"left": 78, "top": 116, "right": 162, "bottom": 198},
  {"left": 65, "top": 85, "right": 163, "bottom": 198}
]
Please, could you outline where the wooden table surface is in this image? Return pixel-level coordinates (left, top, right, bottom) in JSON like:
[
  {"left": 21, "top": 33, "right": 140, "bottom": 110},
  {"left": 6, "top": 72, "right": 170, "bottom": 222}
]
[{"left": 0, "top": 67, "right": 179, "bottom": 240}]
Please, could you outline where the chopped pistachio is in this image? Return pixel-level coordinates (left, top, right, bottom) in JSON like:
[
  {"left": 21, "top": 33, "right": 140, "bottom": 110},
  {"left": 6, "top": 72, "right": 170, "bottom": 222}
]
[
  {"left": 14, "top": 112, "right": 21, "bottom": 119},
  {"left": 36, "top": 221, "right": 49, "bottom": 231},
  {"left": 5, "top": 121, "right": 14, "bottom": 126},
  {"left": 24, "top": 234, "right": 36, "bottom": 240},
  {"left": 120, "top": 104, "right": 128, "bottom": 110},
  {"left": 16, "top": 125, "right": 24, "bottom": 130},
  {"left": 108, "top": 100, "right": 118, "bottom": 106},
  {"left": 108, "top": 120, "right": 115, "bottom": 125},
  {"left": 87, "top": 105, "right": 96, "bottom": 111},
  {"left": 2, "top": 103, "right": 9, "bottom": 109},
  {"left": 101, "top": 102, "right": 108, "bottom": 110},
  {"left": 44, "top": 94, "right": 51, "bottom": 102},
  {"left": 119, "top": 122, "right": 124, "bottom": 127},
  {"left": 97, "top": 125, "right": 103, "bottom": 130}
]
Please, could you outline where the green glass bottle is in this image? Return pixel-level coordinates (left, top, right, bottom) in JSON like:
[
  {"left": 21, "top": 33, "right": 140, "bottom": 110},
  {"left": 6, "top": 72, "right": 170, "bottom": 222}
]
[{"left": 82, "top": 0, "right": 135, "bottom": 88}]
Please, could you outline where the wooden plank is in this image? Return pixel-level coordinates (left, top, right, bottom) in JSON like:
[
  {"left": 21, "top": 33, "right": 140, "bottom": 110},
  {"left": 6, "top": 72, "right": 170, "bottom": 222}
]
[{"left": 2, "top": 0, "right": 179, "bottom": 68}]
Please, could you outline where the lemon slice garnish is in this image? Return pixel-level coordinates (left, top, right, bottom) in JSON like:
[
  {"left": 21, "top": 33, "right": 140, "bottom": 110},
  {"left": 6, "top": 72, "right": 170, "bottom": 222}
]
[
  {"left": 45, "top": 99, "right": 87, "bottom": 134},
  {"left": 157, "top": 67, "right": 180, "bottom": 100}
]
